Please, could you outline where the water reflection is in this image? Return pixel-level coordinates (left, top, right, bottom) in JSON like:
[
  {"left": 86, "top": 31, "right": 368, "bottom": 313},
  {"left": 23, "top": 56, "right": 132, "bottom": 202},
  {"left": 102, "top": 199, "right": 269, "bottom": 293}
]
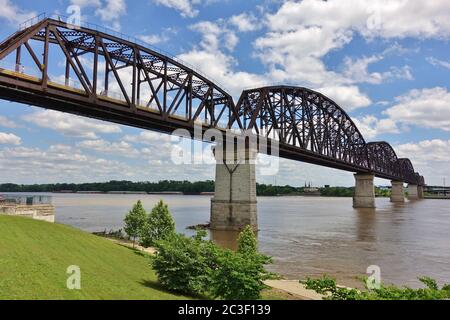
[
  {"left": 354, "top": 207, "right": 377, "bottom": 242},
  {"left": 210, "top": 230, "right": 240, "bottom": 251}
]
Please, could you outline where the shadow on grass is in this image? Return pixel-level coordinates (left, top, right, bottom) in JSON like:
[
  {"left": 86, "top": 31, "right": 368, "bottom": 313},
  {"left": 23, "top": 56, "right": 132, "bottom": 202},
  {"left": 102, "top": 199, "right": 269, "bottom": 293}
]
[
  {"left": 116, "top": 243, "right": 149, "bottom": 257},
  {"left": 138, "top": 279, "right": 210, "bottom": 300}
]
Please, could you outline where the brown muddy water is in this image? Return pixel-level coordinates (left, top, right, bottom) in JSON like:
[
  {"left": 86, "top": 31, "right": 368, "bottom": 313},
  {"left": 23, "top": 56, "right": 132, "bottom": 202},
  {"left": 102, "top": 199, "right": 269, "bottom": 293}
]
[{"left": 14, "top": 193, "right": 450, "bottom": 288}]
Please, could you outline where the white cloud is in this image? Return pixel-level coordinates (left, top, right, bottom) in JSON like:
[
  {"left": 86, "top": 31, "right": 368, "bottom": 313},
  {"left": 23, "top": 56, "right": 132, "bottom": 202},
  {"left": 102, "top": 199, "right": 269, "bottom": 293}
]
[
  {"left": 138, "top": 34, "right": 168, "bottom": 46},
  {"left": 427, "top": 57, "right": 450, "bottom": 70},
  {"left": 70, "top": 0, "right": 102, "bottom": 8},
  {"left": 0, "top": 132, "right": 21, "bottom": 145},
  {"left": 153, "top": 0, "right": 199, "bottom": 18},
  {"left": 77, "top": 139, "right": 140, "bottom": 158},
  {"left": 0, "top": 141, "right": 216, "bottom": 184},
  {"left": 395, "top": 139, "right": 450, "bottom": 185},
  {"left": 0, "top": 115, "right": 18, "bottom": 129},
  {"left": 353, "top": 87, "right": 450, "bottom": 139},
  {"left": 95, "top": 0, "right": 126, "bottom": 30},
  {"left": 123, "top": 131, "right": 172, "bottom": 144},
  {"left": 248, "top": 0, "right": 450, "bottom": 111},
  {"left": 252, "top": 13, "right": 373, "bottom": 110},
  {"left": 189, "top": 20, "right": 240, "bottom": 52},
  {"left": 0, "top": 144, "right": 141, "bottom": 183},
  {"left": 384, "top": 87, "right": 450, "bottom": 131},
  {"left": 0, "top": 0, "right": 36, "bottom": 25},
  {"left": 264, "top": 0, "right": 450, "bottom": 39},
  {"left": 318, "top": 86, "right": 372, "bottom": 112},
  {"left": 342, "top": 55, "right": 413, "bottom": 84},
  {"left": 229, "top": 13, "right": 261, "bottom": 32},
  {"left": 181, "top": 19, "right": 372, "bottom": 110},
  {"left": 22, "top": 109, "right": 122, "bottom": 139},
  {"left": 70, "top": 0, "right": 126, "bottom": 30},
  {"left": 353, "top": 115, "right": 400, "bottom": 140},
  {"left": 178, "top": 49, "right": 265, "bottom": 98}
]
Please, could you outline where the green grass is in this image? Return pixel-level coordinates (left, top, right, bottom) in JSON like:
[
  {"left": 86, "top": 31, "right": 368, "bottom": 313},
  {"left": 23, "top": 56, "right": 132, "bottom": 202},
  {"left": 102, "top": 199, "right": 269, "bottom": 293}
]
[{"left": 0, "top": 215, "right": 192, "bottom": 300}]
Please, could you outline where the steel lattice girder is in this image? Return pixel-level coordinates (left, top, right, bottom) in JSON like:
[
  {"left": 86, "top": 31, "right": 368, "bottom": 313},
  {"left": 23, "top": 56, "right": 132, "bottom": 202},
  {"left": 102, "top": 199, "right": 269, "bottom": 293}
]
[{"left": 231, "top": 86, "right": 424, "bottom": 185}]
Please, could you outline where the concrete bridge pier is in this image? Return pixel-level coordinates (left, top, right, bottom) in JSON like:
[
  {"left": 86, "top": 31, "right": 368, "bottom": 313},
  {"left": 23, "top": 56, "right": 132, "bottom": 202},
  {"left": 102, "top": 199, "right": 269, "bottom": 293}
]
[
  {"left": 407, "top": 184, "right": 419, "bottom": 200},
  {"left": 418, "top": 186, "right": 424, "bottom": 199},
  {"left": 353, "top": 174, "right": 375, "bottom": 208},
  {"left": 390, "top": 181, "right": 405, "bottom": 203},
  {"left": 210, "top": 145, "right": 258, "bottom": 231}
]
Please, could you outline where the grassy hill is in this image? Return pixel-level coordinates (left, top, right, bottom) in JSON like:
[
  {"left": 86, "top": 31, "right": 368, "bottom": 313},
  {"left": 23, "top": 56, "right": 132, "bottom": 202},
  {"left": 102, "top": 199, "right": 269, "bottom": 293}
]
[{"left": 0, "top": 215, "right": 192, "bottom": 300}]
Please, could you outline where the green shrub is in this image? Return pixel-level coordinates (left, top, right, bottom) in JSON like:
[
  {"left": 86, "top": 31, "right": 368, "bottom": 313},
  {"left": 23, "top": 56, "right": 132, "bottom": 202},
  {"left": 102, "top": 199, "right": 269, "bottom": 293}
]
[
  {"left": 237, "top": 225, "right": 258, "bottom": 255},
  {"left": 123, "top": 200, "right": 147, "bottom": 247},
  {"left": 209, "top": 249, "right": 273, "bottom": 300},
  {"left": 210, "top": 226, "right": 273, "bottom": 300},
  {"left": 151, "top": 231, "right": 216, "bottom": 294},
  {"left": 301, "top": 275, "right": 450, "bottom": 300},
  {"left": 152, "top": 225, "right": 274, "bottom": 300},
  {"left": 140, "top": 200, "right": 175, "bottom": 248}
]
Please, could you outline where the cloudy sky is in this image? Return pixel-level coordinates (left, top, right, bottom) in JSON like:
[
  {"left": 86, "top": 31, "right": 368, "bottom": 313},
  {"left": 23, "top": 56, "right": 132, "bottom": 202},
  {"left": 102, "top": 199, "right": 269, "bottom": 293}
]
[{"left": 0, "top": 0, "right": 449, "bottom": 186}]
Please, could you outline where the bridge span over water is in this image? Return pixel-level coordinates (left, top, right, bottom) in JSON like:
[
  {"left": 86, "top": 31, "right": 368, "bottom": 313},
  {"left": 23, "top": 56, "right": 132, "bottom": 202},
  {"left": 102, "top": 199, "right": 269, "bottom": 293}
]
[{"left": 0, "top": 16, "right": 425, "bottom": 230}]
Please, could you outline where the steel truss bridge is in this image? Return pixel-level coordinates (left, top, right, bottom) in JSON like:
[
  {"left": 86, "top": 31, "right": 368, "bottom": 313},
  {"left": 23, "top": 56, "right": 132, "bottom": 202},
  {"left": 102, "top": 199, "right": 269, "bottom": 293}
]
[{"left": 0, "top": 17, "right": 424, "bottom": 186}]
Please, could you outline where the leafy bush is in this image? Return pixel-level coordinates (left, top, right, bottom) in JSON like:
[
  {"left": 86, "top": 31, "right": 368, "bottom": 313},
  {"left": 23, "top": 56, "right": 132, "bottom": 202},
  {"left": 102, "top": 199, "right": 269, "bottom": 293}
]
[
  {"left": 208, "top": 225, "right": 273, "bottom": 300},
  {"left": 209, "top": 249, "right": 273, "bottom": 300},
  {"left": 151, "top": 226, "right": 274, "bottom": 300},
  {"left": 301, "top": 275, "right": 450, "bottom": 300},
  {"left": 151, "top": 231, "right": 217, "bottom": 294},
  {"left": 123, "top": 200, "right": 147, "bottom": 247},
  {"left": 237, "top": 225, "right": 258, "bottom": 255},
  {"left": 140, "top": 200, "right": 175, "bottom": 248}
]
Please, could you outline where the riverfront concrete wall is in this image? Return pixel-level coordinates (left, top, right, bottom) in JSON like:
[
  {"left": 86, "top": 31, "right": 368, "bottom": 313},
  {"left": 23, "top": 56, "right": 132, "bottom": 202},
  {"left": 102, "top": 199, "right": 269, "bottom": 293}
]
[{"left": 0, "top": 204, "right": 55, "bottom": 223}]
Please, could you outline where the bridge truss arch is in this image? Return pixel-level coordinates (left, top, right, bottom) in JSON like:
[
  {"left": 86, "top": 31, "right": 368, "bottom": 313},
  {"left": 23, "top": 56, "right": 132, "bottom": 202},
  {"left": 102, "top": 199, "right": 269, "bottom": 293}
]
[
  {"left": 0, "top": 17, "right": 237, "bottom": 132},
  {"left": 367, "top": 142, "right": 400, "bottom": 178},
  {"left": 232, "top": 86, "right": 369, "bottom": 169}
]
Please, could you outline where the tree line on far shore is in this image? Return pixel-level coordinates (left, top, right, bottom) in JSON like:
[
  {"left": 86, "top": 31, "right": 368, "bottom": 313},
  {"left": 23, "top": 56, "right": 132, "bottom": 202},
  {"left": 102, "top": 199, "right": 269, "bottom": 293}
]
[{"left": 0, "top": 180, "right": 393, "bottom": 197}]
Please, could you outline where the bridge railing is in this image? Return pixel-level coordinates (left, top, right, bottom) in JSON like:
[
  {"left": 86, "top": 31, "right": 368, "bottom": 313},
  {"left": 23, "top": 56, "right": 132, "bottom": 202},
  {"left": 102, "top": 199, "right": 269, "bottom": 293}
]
[
  {"left": 0, "top": 61, "right": 43, "bottom": 80},
  {"left": 18, "top": 13, "right": 47, "bottom": 31}
]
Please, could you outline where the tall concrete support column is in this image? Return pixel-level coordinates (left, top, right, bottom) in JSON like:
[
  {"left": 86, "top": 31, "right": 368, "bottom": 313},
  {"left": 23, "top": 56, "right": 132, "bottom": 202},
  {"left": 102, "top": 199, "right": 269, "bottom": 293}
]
[
  {"left": 407, "top": 184, "right": 419, "bottom": 199},
  {"left": 418, "top": 185, "right": 424, "bottom": 199},
  {"left": 390, "top": 181, "right": 405, "bottom": 203},
  {"left": 210, "top": 145, "right": 258, "bottom": 231},
  {"left": 353, "top": 174, "right": 375, "bottom": 208}
]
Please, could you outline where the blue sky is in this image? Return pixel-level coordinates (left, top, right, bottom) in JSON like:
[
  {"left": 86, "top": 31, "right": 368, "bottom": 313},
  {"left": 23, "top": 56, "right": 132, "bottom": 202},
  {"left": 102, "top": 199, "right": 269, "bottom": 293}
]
[{"left": 0, "top": 0, "right": 449, "bottom": 186}]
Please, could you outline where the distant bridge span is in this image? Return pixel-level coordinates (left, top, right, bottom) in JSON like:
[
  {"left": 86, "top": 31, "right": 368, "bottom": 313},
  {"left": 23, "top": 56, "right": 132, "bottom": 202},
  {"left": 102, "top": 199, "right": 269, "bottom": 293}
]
[{"left": 0, "top": 17, "right": 424, "bottom": 188}]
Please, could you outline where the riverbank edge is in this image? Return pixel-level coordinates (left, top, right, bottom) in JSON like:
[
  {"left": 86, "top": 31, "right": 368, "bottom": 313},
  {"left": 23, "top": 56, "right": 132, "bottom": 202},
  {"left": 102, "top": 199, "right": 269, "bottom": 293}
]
[{"left": 106, "top": 237, "right": 326, "bottom": 300}]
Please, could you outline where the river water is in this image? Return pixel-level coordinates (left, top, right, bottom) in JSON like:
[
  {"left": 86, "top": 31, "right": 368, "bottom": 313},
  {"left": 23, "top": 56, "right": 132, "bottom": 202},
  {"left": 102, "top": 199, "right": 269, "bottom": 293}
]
[{"left": 21, "top": 193, "right": 450, "bottom": 288}]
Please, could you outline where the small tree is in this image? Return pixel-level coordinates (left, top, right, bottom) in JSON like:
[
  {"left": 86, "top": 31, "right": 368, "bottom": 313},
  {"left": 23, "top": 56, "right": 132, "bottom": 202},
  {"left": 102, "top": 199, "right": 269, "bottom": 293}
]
[
  {"left": 140, "top": 200, "right": 175, "bottom": 248},
  {"left": 210, "top": 226, "right": 273, "bottom": 300},
  {"left": 151, "top": 231, "right": 216, "bottom": 294},
  {"left": 123, "top": 200, "right": 147, "bottom": 247},
  {"left": 237, "top": 225, "right": 258, "bottom": 255}
]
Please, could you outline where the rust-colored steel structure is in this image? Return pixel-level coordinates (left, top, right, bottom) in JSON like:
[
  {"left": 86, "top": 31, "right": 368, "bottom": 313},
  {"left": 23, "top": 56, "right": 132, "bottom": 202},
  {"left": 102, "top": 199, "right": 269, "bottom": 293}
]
[{"left": 0, "top": 17, "right": 424, "bottom": 186}]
